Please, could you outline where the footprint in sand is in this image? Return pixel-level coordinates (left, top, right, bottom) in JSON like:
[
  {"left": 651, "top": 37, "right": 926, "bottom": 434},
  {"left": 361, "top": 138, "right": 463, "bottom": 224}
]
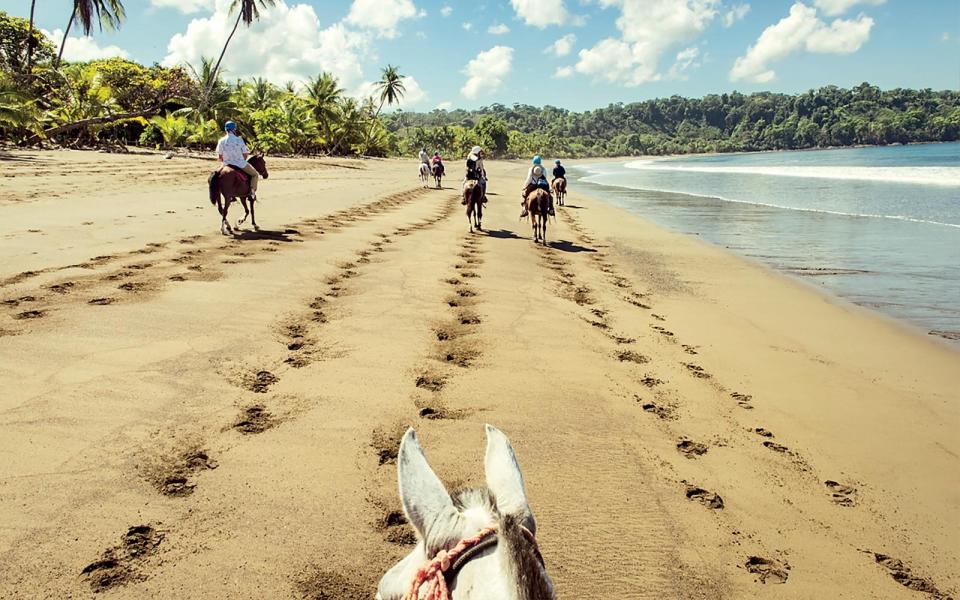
[
  {"left": 616, "top": 350, "right": 650, "bottom": 364},
  {"left": 825, "top": 480, "right": 857, "bottom": 506},
  {"left": 763, "top": 441, "right": 790, "bottom": 454},
  {"left": 871, "top": 553, "right": 945, "bottom": 596},
  {"left": 685, "top": 485, "right": 724, "bottom": 509},
  {"left": 684, "top": 363, "right": 711, "bottom": 378},
  {"left": 81, "top": 525, "right": 163, "bottom": 592},
  {"left": 677, "top": 439, "right": 709, "bottom": 458},
  {"left": 745, "top": 556, "right": 790, "bottom": 584},
  {"left": 638, "top": 398, "right": 676, "bottom": 420},
  {"left": 243, "top": 370, "right": 279, "bottom": 393},
  {"left": 233, "top": 405, "right": 276, "bottom": 434},
  {"left": 731, "top": 392, "right": 754, "bottom": 409}
]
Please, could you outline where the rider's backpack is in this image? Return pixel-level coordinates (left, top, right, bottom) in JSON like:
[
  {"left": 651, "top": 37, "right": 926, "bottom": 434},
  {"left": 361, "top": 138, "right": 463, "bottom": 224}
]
[{"left": 466, "top": 157, "right": 478, "bottom": 179}]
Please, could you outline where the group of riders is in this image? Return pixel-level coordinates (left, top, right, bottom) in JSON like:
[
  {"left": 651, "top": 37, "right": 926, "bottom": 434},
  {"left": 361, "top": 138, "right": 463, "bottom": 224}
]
[
  {"left": 419, "top": 146, "right": 565, "bottom": 218},
  {"left": 212, "top": 120, "right": 568, "bottom": 222}
]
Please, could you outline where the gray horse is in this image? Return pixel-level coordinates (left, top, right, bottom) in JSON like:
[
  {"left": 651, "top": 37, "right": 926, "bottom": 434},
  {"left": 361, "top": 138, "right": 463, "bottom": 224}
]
[{"left": 377, "top": 425, "right": 555, "bottom": 600}]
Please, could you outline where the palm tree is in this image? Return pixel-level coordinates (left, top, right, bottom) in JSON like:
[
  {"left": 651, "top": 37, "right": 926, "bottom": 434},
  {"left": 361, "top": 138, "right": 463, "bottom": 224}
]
[
  {"left": 55, "top": 0, "right": 126, "bottom": 68},
  {"left": 180, "top": 57, "right": 235, "bottom": 123},
  {"left": 304, "top": 72, "right": 343, "bottom": 150},
  {"left": 25, "top": 0, "right": 37, "bottom": 77},
  {"left": 362, "top": 64, "right": 405, "bottom": 155},
  {"left": 206, "top": 0, "right": 276, "bottom": 103}
]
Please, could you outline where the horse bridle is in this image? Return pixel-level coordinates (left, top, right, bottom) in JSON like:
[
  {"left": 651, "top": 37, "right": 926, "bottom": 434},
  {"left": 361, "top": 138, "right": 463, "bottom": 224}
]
[{"left": 445, "top": 525, "right": 544, "bottom": 583}]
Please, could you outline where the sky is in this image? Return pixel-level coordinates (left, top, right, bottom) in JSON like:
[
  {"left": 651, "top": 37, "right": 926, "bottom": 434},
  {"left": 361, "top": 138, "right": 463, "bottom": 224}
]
[{"left": 4, "top": 0, "right": 958, "bottom": 112}]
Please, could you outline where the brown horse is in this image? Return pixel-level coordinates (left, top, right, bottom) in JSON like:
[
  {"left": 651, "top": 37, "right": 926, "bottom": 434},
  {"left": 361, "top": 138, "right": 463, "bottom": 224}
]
[
  {"left": 464, "top": 180, "right": 483, "bottom": 233},
  {"left": 209, "top": 154, "right": 268, "bottom": 235},
  {"left": 525, "top": 188, "right": 550, "bottom": 244},
  {"left": 552, "top": 177, "right": 567, "bottom": 206},
  {"left": 432, "top": 162, "right": 444, "bottom": 188}
]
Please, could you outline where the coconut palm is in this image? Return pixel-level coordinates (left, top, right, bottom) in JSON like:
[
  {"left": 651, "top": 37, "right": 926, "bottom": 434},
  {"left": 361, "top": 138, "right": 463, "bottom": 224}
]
[
  {"left": 179, "top": 57, "right": 236, "bottom": 124},
  {"left": 304, "top": 72, "right": 343, "bottom": 150},
  {"left": 25, "top": 0, "right": 37, "bottom": 76},
  {"left": 55, "top": 0, "right": 126, "bottom": 68},
  {"left": 206, "top": 0, "right": 277, "bottom": 102},
  {"left": 362, "top": 64, "right": 405, "bottom": 155}
]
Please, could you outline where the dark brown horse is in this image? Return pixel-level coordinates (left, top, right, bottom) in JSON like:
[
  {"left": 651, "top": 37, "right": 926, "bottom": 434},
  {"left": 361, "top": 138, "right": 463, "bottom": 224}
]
[
  {"left": 525, "top": 188, "right": 549, "bottom": 244},
  {"left": 432, "top": 162, "right": 444, "bottom": 188},
  {"left": 464, "top": 180, "right": 483, "bottom": 233},
  {"left": 551, "top": 177, "right": 566, "bottom": 206},
  {"left": 209, "top": 154, "right": 268, "bottom": 235}
]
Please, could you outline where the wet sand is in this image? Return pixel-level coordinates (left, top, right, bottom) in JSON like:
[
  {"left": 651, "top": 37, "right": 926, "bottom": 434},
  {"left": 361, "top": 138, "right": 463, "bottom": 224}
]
[{"left": 0, "top": 150, "right": 957, "bottom": 599}]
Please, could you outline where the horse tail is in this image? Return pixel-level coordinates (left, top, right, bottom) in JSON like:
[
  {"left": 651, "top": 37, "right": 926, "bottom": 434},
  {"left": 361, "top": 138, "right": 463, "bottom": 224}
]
[{"left": 208, "top": 170, "right": 220, "bottom": 205}]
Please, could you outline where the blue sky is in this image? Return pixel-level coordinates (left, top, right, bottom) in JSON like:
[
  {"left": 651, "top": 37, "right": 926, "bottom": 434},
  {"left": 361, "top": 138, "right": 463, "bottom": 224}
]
[{"left": 4, "top": 0, "right": 958, "bottom": 111}]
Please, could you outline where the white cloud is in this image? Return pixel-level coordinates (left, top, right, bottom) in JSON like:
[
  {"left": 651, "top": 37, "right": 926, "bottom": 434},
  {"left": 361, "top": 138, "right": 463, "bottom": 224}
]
[
  {"left": 570, "top": 0, "right": 718, "bottom": 86},
  {"left": 510, "top": 0, "right": 574, "bottom": 28},
  {"left": 554, "top": 66, "right": 574, "bottom": 78},
  {"left": 488, "top": 23, "right": 511, "bottom": 35},
  {"left": 462, "top": 22, "right": 473, "bottom": 30},
  {"left": 547, "top": 33, "right": 576, "bottom": 56},
  {"left": 436, "top": 101, "right": 453, "bottom": 110},
  {"left": 943, "top": 32, "right": 951, "bottom": 42},
  {"left": 164, "top": 1, "right": 371, "bottom": 88},
  {"left": 813, "top": 0, "right": 884, "bottom": 16},
  {"left": 723, "top": 3, "right": 750, "bottom": 27},
  {"left": 461, "top": 46, "right": 514, "bottom": 99},
  {"left": 667, "top": 46, "right": 701, "bottom": 78},
  {"left": 730, "top": 2, "right": 873, "bottom": 82},
  {"left": 150, "top": 0, "right": 214, "bottom": 13},
  {"left": 345, "top": 0, "right": 419, "bottom": 38},
  {"left": 440, "top": 5, "right": 453, "bottom": 17},
  {"left": 43, "top": 29, "right": 129, "bottom": 61}
]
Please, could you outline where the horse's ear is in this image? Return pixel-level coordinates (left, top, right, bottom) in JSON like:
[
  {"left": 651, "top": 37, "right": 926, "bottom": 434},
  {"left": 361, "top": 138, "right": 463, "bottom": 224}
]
[
  {"left": 484, "top": 424, "right": 535, "bottom": 532},
  {"left": 398, "top": 428, "right": 455, "bottom": 540}
]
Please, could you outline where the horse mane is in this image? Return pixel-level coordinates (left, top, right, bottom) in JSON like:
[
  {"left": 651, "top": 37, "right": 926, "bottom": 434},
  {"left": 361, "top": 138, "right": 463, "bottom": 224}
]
[{"left": 450, "top": 489, "right": 552, "bottom": 600}]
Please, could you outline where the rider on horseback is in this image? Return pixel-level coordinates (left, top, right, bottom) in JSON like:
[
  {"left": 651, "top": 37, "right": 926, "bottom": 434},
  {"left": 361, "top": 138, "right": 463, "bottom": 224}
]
[
  {"left": 552, "top": 159, "right": 566, "bottom": 183},
  {"left": 432, "top": 151, "right": 444, "bottom": 175},
  {"left": 520, "top": 155, "right": 555, "bottom": 218},
  {"left": 419, "top": 147, "right": 430, "bottom": 166},
  {"left": 463, "top": 145, "right": 487, "bottom": 204},
  {"left": 216, "top": 121, "right": 258, "bottom": 200}
]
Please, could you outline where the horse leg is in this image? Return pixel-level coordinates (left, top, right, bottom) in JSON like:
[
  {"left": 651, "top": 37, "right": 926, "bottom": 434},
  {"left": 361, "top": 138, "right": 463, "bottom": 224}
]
[
  {"left": 467, "top": 203, "right": 474, "bottom": 234},
  {"left": 249, "top": 197, "right": 259, "bottom": 231},
  {"left": 220, "top": 198, "right": 233, "bottom": 235},
  {"left": 476, "top": 200, "right": 482, "bottom": 231},
  {"left": 237, "top": 197, "right": 250, "bottom": 227}
]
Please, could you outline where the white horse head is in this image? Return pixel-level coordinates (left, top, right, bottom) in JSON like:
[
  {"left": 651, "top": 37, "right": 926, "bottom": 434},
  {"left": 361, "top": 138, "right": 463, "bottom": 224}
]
[{"left": 376, "top": 425, "right": 555, "bottom": 600}]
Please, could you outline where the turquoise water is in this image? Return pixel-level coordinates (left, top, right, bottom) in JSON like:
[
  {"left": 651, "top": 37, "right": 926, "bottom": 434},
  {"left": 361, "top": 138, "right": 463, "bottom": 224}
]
[{"left": 573, "top": 143, "right": 960, "bottom": 341}]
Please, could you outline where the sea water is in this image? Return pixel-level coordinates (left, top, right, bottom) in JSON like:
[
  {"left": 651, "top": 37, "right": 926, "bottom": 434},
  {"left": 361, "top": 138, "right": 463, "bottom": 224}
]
[{"left": 573, "top": 143, "right": 960, "bottom": 342}]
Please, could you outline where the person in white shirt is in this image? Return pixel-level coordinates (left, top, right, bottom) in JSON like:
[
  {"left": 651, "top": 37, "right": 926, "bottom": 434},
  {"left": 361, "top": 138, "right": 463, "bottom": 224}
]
[
  {"left": 216, "top": 121, "right": 259, "bottom": 198},
  {"left": 418, "top": 147, "right": 430, "bottom": 165}
]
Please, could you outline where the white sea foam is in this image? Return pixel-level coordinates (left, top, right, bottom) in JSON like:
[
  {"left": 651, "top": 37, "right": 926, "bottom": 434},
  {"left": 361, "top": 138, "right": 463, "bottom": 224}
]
[
  {"left": 622, "top": 161, "right": 960, "bottom": 187},
  {"left": 577, "top": 175, "right": 960, "bottom": 229}
]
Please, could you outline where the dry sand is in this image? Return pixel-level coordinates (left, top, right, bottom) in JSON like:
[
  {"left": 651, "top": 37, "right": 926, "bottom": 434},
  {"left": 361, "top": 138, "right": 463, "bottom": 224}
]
[{"left": 0, "top": 149, "right": 957, "bottom": 599}]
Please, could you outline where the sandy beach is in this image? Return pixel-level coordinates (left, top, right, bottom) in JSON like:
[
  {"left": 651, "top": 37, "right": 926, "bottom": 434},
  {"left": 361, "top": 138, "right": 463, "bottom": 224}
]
[{"left": 0, "top": 150, "right": 957, "bottom": 599}]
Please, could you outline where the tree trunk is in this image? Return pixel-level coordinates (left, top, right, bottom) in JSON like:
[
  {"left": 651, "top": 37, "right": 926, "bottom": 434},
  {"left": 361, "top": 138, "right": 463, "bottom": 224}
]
[
  {"left": 362, "top": 99, "right": 384, "bottom": 156},
  {"left": 25, "top": 0, "right": 37, "bottom": 78},
  {"left": 32, "top": 108, "right": 162, "bottom": 142},
  {"left": 205, "top": 11, "right": 243, "bottom": 109},
  {"left": 54, "top": 5, "right": 77, "bottom": 69}
]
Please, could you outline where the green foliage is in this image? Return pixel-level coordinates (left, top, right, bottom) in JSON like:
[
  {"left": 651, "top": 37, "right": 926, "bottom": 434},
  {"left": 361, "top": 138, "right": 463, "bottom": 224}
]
[
  {"left": 88, "top": 57, "right": 195, "bottom": 111},
  {"left": 149, "top": 112, "right": 188, "bottom": 148},
  {"left": 0, "top": 11, "right": 54, "bottom": 74},
  {"left": 386, "top": 84, "right": 960, "bottom": 158}
]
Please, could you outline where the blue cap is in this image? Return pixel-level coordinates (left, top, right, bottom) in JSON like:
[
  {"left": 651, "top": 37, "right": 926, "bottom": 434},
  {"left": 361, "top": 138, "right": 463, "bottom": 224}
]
[
  {"left": 224, "top": 121, "right": 237, "bottom": 131},
  {"left": 555, "top": 159, "right": 561, "bottom": 164},
  {"left": 533, "top": 155, "right": 542, "bottom": 165}
]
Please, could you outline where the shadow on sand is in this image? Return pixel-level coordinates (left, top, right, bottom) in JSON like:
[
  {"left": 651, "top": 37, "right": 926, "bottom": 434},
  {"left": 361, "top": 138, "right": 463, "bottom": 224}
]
[
  {"left": 548, "top": 239, "right": 596, "bottom": 253},
  {"left": 232, "top": 228, "right": 300, "bottom": 242},
  {"left": 484, "top": 228, "right": 523, "bottom": 240}
]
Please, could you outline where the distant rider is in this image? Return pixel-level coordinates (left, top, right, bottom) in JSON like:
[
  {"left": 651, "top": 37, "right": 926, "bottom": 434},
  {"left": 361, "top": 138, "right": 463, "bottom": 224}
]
[
  {"left": 419, "top": 147, "right": 430, "bottom": 166},
  {"left": 463, "top": 145, "right": 487, "bottom": 204},
  {"left": 432, "top": 151, "right": 444, "bottom": 175},
  {"left": 216, "top": 121, "right": 259, "bottom": 199},
  {"left": 520, "top": 155, "right": 554, "bottom": 218},
  {"left": 552, "top": 159, "right": 566, "bottom": 183}
]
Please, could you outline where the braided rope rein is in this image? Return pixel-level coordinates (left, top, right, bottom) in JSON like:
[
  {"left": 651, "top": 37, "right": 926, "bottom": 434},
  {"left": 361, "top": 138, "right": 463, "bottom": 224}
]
[{"left": 403, "top": 526, "right": 498, "bottom": 600}]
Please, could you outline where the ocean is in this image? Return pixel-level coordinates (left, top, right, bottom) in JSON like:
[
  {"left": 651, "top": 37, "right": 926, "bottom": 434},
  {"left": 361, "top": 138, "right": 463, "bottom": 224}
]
[{"left": 572, "top": 143, "right": 960, "bottom": 342}]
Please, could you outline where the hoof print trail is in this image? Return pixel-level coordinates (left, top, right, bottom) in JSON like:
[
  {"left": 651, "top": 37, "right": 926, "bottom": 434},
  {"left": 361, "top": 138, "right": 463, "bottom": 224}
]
[
  {"left": 685, "top": 485, "right": 724, "bottom": 509},
  {"left": 379, "top": 510, "right": 417, "bottom": 546},
  {"left": 616, "top": 350, "right": 649, "bottom": 364},
  {"left": 638, "top": 398, "right": 676, "bottom": 420},
  {"left": 763, "top": 441, "right": 790, "bottom": 453},
  {"left": 81, "top": 525, "right": 163, "bottom": 592},
  {"left": 745, "top": 556, "right": 790, "bottom": 584},
  {"left": 753, "top": 428, "right": 774, "bottom": 438},
  {"left": 731, "top": 392, "right": 754, "bottom": 409},
  {"left": 684, "top": 363, "right": 711, "bottom": 378},
  {"left": 415, "top": 372, "right": 446, "bottom": 392}
]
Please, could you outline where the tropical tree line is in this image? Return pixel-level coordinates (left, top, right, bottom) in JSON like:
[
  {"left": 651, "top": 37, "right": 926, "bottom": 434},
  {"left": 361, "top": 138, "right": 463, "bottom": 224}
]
[{"left": 3, "top": 5, "right": 958, "bottom": 159}]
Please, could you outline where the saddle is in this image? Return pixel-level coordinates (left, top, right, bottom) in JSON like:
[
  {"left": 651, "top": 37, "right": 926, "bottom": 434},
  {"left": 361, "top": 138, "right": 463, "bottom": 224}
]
[{"left": 219, "top": 165, "right": 249, "bottom": 182}]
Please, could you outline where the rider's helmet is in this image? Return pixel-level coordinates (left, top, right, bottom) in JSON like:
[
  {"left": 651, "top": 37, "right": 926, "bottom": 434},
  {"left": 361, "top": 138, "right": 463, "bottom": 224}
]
[
  {"left": 224, "top": 121, "right": 237, "bottom": 132},
  {"left": 555, "top": 159, "right": 562, "bottom": 165},
  {"left": 532, "top": 155, "right": 542, "bottom": 165},
  {"left": 471, "top": 145, "right": 482, "bottom": 156}
]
